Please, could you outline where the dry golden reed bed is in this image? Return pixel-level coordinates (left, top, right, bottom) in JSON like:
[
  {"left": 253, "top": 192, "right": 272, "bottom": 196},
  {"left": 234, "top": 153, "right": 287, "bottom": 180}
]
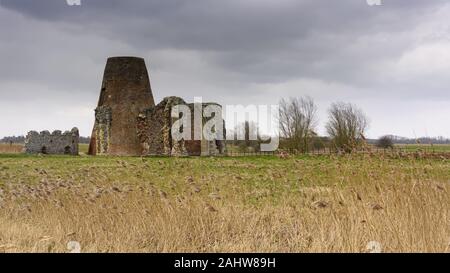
[
  {"left": 0, "top": 144, "right": 23, "bottom": 154},
  {"left": 0, "top": 153, "right": 448, "bottom": 253}
]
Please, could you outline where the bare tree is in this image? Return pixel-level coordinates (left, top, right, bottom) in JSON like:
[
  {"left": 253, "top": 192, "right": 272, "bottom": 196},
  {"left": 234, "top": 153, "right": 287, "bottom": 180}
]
[
  {"left": 326, "top": 102, "right": 369, "bottom": 153},
  {"left": 377, "top": 135, "right": 394, "bottom": 149},
  {"left": 278, "top": 96, "right": 318, "bottom": 152}
]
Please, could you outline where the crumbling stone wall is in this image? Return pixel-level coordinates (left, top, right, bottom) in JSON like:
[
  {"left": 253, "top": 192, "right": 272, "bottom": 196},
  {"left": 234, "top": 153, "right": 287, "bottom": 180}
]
[
  {"left": 25, "top": 128, "right": 79, "bottom": 155},
  {"left": 137, "top": 97, "right": 226, "bottom": 156},
  {"left": 89, "top": 106, "right": 112, "bottom": 155},
  {"left": 137, "top": 96, "right": 188, "bottom": 156}
]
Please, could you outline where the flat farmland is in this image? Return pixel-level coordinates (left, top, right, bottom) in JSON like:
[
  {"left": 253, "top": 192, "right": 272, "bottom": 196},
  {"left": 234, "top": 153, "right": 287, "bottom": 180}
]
[
  {"left": 0, "top": 153, "right": 448, "bottom": 253},
  {"left": 395, "top": 144, "right": 450, "bottom": 153}
]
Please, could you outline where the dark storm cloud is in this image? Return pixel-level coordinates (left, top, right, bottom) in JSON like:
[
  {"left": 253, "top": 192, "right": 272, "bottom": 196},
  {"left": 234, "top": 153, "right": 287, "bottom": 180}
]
[
  {"left": 0, "top": 0, "right": 450, "bottom": 137},
  {"left": 1, "top": 0, "right": 447, "bottom": 88}
]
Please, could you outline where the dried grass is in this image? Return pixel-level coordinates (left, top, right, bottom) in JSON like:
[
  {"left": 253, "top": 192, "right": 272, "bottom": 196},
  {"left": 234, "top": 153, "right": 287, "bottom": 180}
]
[
  {"left": 0, "top": 154, "right": 448, "bottom": 253},
  {"left": 0, "top": 144, "right": 23, "bottom": 154}
]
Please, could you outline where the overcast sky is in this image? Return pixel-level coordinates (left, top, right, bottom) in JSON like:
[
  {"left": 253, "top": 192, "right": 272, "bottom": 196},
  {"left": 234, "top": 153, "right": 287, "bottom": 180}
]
[{"left": 0, "top": 0, "right": 449, "bottom": 139}]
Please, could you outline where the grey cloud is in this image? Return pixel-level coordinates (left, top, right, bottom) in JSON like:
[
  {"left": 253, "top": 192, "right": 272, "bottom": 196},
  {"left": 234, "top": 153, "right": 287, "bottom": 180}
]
[
  {"left": 0, "top": 1, "right": 445, "bottom": 72},
  {"left": 0, "top": 0, "right": 450, "bottom": 138}
]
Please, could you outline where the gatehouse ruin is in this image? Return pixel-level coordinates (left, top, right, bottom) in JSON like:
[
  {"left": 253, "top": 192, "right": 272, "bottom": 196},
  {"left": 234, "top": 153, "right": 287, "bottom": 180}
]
[
  {"left": 89, "top": 56, "right": 226, "bottom": 156},
  {"left": 137, "top": 96, "right": 226, "bottom": 156}
]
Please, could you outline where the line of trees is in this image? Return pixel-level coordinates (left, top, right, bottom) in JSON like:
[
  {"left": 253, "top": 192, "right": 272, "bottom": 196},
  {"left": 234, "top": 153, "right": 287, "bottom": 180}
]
[
  {"left": 278, "top": 97, "right": 369, "bottom": 153},
  {"left": 226, "top": 97, "right": 371, "bottom": 153},
  {"left": 0, "top": 135, "right": 91, "bottom": 144},
  {"left": 0, "top": 136, "right": 25, "bottom": 144}
]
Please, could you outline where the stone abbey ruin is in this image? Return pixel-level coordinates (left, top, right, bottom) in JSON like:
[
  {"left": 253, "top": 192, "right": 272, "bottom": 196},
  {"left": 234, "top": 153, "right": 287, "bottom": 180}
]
[
  {"left": 88, "top": 56, "right": 226, "bottom": 156},
  {"left": 25, "top": 128, "right": 79, "bottom": 155},
  {"left": 24, "top": 56, "right": 225, "bottom": 156},
  {"left": 137, "top": 97, "right": 226, "bottom": 156}
]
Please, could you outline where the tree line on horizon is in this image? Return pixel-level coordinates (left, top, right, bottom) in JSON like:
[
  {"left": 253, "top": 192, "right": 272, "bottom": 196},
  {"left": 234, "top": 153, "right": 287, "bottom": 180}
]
[
  {"left": 0, "top": 135, "right": 91, "bottom": 144},
  {"left": 2, "top": 97, "right": 449, "bottom": 153},
  {"left": 230, "top": 96, "right": 450, "bottom": 153}
]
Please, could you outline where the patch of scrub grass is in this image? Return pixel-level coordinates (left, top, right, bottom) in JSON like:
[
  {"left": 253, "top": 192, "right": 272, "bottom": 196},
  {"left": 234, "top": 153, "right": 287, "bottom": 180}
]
[{"left": 0, "top": 153, "right": 448, "bottom": 252}]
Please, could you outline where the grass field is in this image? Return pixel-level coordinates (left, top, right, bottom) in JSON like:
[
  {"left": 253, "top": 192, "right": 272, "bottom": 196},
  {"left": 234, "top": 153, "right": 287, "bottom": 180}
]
[
  {"left": 3, "top": 143, "right": 450, "bottom": 155},
  {"left": 395, "top": 144, "right": 450, "bottom": 152},
  {"left": 0, "top": 153, "right": 448, "bottom": 253},
  {"left": 79, "top": 144, "right": 89, "bottom": 154}
]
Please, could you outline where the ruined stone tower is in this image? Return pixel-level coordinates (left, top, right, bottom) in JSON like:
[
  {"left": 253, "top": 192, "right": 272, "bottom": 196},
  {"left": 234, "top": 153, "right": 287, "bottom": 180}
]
[{"left": 88, "top": 57, "right": 155, "bottom": 156}]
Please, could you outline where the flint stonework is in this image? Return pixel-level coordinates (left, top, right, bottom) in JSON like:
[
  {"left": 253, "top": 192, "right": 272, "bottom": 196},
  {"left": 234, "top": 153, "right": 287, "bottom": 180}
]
[{"left": 25, "top": 128, "right": 79, "bottom": 155}]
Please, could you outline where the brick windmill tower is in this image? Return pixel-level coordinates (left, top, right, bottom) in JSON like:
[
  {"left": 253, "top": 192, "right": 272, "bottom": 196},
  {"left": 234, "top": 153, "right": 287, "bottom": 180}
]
[{"left": 88, "top": 57, "right": 155, "bottom": 156}]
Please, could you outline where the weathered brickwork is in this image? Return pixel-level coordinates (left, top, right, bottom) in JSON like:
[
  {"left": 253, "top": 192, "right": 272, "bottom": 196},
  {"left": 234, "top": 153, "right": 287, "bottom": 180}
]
[
  {"left": 25, "top": 128, "right": 79, "bottom": 155},
  {"left": 88, "top": 57, "right": 155, "bottom": 156}
]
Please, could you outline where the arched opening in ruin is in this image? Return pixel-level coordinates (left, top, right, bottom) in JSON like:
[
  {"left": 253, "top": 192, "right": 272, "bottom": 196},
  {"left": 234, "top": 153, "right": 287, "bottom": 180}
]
[
  {"left": 64, "top": 146, "right": 71, "bottom": 155},
  {"left": 41, "top": 146, "right": 47, "bottom": 154}
]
